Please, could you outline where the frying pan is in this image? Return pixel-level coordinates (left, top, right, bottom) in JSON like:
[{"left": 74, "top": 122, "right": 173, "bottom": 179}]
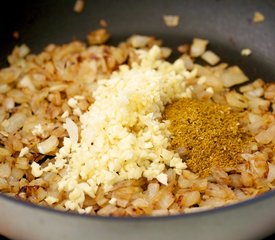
[{"left": 0, "top": 0, "right": 274, "bottom": 239}]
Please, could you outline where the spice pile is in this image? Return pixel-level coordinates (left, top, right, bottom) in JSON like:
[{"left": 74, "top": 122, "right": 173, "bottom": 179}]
[
  {"left": 0, "top": 31, "right": 274, "bottom": 216},
  {"left": 164, "top": 98, "right": 252, "bottom": 177}
]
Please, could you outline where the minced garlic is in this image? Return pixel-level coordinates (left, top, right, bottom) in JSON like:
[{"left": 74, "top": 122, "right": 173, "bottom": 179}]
[{"left": 38, "top": 46, "right": 196, "bottom": 211}]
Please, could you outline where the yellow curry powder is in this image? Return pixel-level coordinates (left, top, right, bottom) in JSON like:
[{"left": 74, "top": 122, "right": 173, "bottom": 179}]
[{"left": 164, "top": 98, "right": 251, "bottom": 177}]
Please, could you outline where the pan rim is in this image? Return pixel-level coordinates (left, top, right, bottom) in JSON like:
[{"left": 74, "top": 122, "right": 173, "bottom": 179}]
[{"left": 0, "top": 188, "right": 274, "bottom": 221}]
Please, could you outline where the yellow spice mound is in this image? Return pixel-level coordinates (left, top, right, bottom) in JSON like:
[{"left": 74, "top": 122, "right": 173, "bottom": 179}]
[{"left": 164, "top": 98, "right": 252, "bottom": 176}]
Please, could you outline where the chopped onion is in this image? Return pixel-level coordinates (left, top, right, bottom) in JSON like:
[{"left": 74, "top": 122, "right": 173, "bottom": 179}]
[
  {"left": 255, "top": 125, "right": 275, "bottom": 144},
  {"left": 73, "top": 0, "right": 84, "bottom": 13},
  {"left": 221, "top": 66, "right": 249, "bottom": 87},
  {"left": 2, "top": 112, "right": 27, "bottom": 134},
  {"left": 253, "top": 11, "right": 265, "bottom": 23},
  {"left": 190, "top": 38, "right": 208, "bottom": 57},
  {"left": 267, "top": 163, "right": 275, "bottom": 182},
  {"left": 128, "top": 35, "right": 151, "bottom": 48},
  {"left": 201, "top": 50, "right": 220, "bottom": 65},
  {"left": 64, "top": 118, "right": 79, "bottom": 144},
  {"left": 37, "top": 135, "right": 59, "bottom": 154},
  {"left": 241, "top": 48, "right": 252, "bottom": 56},
  {"left": 163, "top": 15, "right": 179, "bottom": 27},
  {"left": 225, "top": 91, "right": 248, "bottom": 108}
]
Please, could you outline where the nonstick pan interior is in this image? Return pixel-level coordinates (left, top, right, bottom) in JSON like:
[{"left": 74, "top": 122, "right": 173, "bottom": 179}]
[
  {"left": 0, "top": 1, "right": 275, "bottom": 239},
  {"left": 0, "top": 0, "right": 275, "bottom": 214}
]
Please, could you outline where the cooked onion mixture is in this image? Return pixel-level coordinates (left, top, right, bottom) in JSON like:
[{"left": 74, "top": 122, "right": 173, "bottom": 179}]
[{"left": 0, "top": 30, "right": 274, "bottom": 216}]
